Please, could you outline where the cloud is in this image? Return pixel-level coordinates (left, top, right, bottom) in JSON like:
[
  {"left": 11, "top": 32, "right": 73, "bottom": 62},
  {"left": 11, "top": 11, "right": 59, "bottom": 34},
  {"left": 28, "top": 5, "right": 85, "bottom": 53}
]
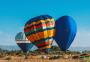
[
  {"left": 71, "top": 29, "right": 90, "bottom": 47},
  {"left": 52, "top": 29, "right": 90, "bottom": 47},
  {"left": 0, "top": 31, "right": 3, "bottom": 35},
  {"left": 0, "top": 32, "right": 16, "bottom": 45},
  {"left": 0, "top": 29, "right": 90, "bottom": 47}
]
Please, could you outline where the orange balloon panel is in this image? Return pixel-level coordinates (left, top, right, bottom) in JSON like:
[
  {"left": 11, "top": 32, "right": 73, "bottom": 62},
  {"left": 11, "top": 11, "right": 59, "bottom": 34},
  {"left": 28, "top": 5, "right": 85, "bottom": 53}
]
[{"left": 24, "top": 15, "right": 55, "bottom": 52}]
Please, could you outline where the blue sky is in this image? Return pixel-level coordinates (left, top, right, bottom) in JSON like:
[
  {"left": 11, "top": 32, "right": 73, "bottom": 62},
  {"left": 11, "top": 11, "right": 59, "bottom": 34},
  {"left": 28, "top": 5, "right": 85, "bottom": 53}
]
[{"left": 0, "top": 0, "right": 90, "bottom": 47}]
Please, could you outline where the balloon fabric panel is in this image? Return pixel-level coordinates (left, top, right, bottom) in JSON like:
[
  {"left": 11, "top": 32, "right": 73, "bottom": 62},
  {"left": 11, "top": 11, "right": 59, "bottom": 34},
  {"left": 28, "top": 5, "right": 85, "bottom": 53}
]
[
  {"left": 55, "top": 16, "right": 77, "bottom": 51},
  {"left": 15, "top": 32, "right": 33, "bottom": 53},
  {"left": 24, "top": 15, "right": 55, "bottom": 52},
  {"left": 17, "top": 43, "right": 33, "bottom": 53}
]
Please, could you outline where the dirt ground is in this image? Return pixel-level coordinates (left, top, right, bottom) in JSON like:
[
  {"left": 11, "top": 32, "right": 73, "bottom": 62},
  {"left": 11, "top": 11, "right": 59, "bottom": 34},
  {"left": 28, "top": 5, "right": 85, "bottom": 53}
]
[
  {"left": 0, "top": 59, "right": 81, "bottom": 62},
  {"left": 0, "top": 55, "right": 89, "bottom": 62}
]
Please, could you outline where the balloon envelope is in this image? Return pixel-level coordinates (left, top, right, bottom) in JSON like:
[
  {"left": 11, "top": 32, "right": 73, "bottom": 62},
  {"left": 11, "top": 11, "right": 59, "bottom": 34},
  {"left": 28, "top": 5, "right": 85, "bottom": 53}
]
[
  {"left": 24, "top": 15, "right": 55, "bottom": 52},
  {"left": 15, "top": 32, "right": 33, "bottom": 53},
  {"left": 55, "top": 16, "right": 77, "bottom": 51}
]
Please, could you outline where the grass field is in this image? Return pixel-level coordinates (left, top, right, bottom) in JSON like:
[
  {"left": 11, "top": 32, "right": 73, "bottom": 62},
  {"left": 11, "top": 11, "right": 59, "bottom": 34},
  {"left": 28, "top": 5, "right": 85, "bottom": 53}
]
[{"left": 0, "top": 55, "right": 90, "bottom": 62}]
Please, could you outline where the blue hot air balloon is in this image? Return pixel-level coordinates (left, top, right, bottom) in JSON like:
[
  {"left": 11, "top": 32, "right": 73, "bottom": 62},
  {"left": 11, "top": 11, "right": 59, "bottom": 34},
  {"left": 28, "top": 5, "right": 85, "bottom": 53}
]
[
  {"left": 55, "top": 16, "right": 77, "bottom": 51},
  {"left": 15, "top": 32, "right": 33, "bottom": 53}
]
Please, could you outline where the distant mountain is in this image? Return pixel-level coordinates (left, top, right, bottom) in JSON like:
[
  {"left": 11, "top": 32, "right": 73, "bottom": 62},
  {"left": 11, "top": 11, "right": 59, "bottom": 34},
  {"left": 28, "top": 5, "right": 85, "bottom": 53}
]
[
  {"left": 0, "top": 45, "right": 20, "bottom": 51},
  {"left": 0, "top": 45, "right": 90, "bottom": 52},
  {"left": 69, "top": 47, "right": 90, "bottom": 52},
  {"left": 0, "top": 45, "right": 37, "bottom": 51}
]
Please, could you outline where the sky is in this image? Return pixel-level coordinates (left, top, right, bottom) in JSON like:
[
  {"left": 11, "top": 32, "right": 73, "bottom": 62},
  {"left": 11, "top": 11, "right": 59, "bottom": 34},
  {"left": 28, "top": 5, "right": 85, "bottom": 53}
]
[{"left": 0, "top": 0, "right": 90, "bottom": 47}]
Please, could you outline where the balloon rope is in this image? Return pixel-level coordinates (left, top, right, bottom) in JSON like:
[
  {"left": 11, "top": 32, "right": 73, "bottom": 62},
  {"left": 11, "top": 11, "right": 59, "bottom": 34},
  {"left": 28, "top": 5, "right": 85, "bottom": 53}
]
[{"left": 24, "top": 51, "right": 28, "bottom": 59}]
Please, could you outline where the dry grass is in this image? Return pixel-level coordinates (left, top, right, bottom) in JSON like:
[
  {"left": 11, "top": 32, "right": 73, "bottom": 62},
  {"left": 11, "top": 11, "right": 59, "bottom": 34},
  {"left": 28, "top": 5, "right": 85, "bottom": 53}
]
[
  {"left": 0, "top": 59, "right": 81, "bottom": 62},
  {"left": 0, "top": 55, "right": 90, "bottom": 62}
]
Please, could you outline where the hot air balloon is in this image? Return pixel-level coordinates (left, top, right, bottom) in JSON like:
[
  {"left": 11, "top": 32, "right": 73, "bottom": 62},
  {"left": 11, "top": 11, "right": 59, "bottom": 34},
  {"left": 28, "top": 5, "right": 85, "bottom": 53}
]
[
  {"left": 55, "top": 16, "right": 77, "bottom": 51},
  {"left": 15, "top": 32, "right": 33, "bottom": 53},
  {"left": 24, "top": 15, "right": 55, "bottom": 53}
]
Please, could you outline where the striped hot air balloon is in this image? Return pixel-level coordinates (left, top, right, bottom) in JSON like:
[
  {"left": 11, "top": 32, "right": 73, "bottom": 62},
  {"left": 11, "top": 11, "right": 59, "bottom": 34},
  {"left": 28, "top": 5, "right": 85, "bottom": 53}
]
[{"left": 24, "top": 15, "right": 55, "bottom": 52}]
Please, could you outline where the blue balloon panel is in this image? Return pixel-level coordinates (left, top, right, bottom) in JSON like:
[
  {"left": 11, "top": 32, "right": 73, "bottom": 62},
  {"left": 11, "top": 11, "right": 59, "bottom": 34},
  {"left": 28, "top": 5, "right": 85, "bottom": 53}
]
[
  {"left": 55, "top": 16, "right": 77, "bottom": 51},
  {"left": 15, "top": 32, "right": 33, "bottom": 53},
  {"left": 17, "top": 43, "right": 33, "bottom": 53}
]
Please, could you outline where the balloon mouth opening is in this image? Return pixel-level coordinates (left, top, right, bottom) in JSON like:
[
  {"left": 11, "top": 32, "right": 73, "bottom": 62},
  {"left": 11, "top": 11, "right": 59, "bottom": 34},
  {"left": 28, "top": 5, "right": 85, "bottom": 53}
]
[{"left": 39, "top": 48, "right": 51, "bottom": 53}]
